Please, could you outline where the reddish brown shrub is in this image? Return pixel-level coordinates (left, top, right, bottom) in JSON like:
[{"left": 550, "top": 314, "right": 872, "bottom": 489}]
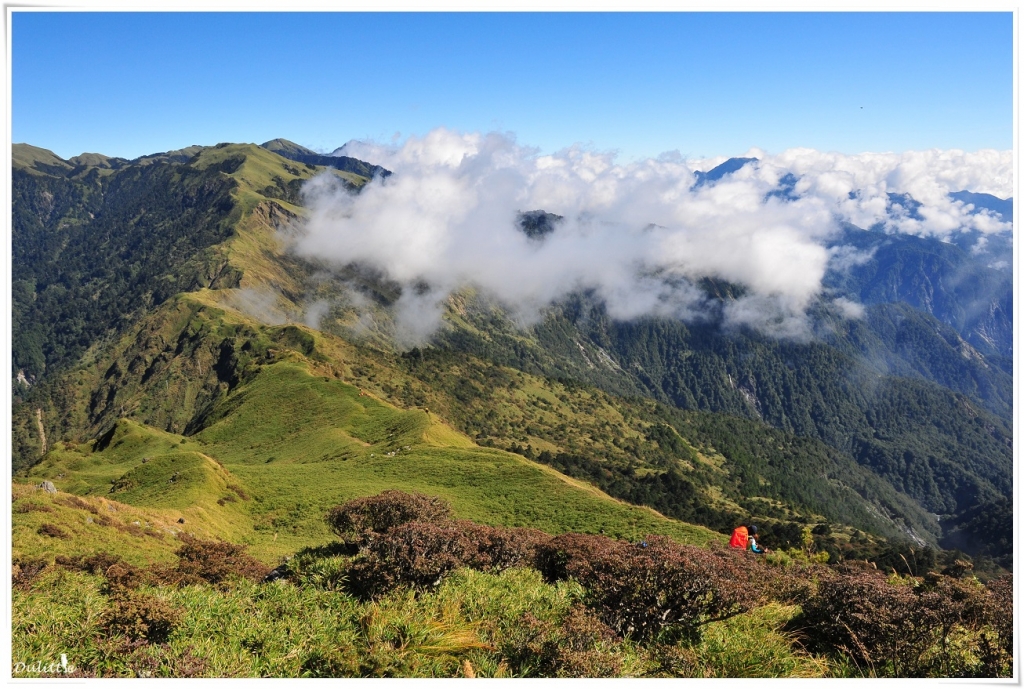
[
  {"left": 325, "top": 490, "right": 453, "bottom": 543},
  {"left": 986, "top": 575, "right": 1012, "bottom": 654},
  {"left": 100, "top": 591, "right": 181, "bottom": 643},
  {"left": 173, "top": 535, "right": 269, "bottom": 585},
  {"left": 226, "top": 483, "right": 250, "bottom": 501},
  {"left": 961, "top": 574, "right": 1013, "bottom": 677},
  {"left": 12, "top": 557, "right": 49, "bottom": 590},
  {"left": 56, "top": 495, "right": 100, "bottom": 514},
  {"left": 37, "top": 523, "right": 69, "bottom": 539},
  {"left": 346, "top": 521, "right": 474, "bottom": 598},
  {"left": 338, "top": 516, "right": 551, "bottom": 598},
  {"left": 590, "top": 537, "right": 757, "bottom": 642},
  {"left": 538, "top": 534, "right": 758, "bottom": 643},
  {"left": 535, "top": 532, "right": 627, "bottom": 583},
  {"left": 796, "top": 570, "right": 923, "bottom": 674},
  {"left": 457, "top": 521, "right": 551, "bottom": 572},
  {"left": 794, "top": 569, "right": 998, "bottom": 677},
  {"left": 55, "top": 552, "right": 123, "bottom": 576},
  {"left": 103, "top": 561, "right": 150, "bottom": 592},
  {"left": 13, "top": 501, "right": 53, "bottom": 513}
]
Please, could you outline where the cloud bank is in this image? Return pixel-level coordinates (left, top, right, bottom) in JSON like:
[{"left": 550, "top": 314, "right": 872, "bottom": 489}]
[{"left": 295, "top": 129, "right": 1012, "bottom": 343}]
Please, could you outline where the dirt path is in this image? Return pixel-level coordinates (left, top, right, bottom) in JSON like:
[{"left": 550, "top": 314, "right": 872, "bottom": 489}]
[{"left": 35, "top": 408, "right": 47, "bottom": 455}]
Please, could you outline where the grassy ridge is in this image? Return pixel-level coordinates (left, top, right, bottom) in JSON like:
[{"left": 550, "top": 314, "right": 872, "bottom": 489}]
[{"left": 21, "top": 354, "right": 720, "bottom": 564}]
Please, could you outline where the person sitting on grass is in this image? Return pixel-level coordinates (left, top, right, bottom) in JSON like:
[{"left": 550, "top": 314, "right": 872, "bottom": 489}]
[
  {"left": 729, "top": 523, "right": 769, "bottom": 553},
  {"left": 747, "top": 524, "right": 769, "bottom": 554}
]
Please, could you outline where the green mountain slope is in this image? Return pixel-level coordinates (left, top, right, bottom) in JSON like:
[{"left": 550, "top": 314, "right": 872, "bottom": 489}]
[
  {"left": 11, "top": 140, "right": 1009, "bottom": 566},
  {"left": 419, "top": 294, "right": 1010, "bottom": 522},
  {"left": 18, "top": 295, "right": 720, "bottom": 563}
]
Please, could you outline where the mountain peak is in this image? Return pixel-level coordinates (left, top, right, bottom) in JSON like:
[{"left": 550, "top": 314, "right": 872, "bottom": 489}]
[
  {"left": 692, "top": 157, "right": 758, "bottom": 188},
  {"left": 261, "top": 138, "right": 319, "bottom": 158}
]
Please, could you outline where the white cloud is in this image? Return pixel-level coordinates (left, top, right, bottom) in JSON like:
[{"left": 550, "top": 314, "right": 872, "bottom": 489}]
[{"left": 294, "top": 129, "right": 1011, "bottom": 344}]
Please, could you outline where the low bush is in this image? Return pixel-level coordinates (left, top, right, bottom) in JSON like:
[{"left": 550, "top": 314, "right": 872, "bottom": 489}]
[
  {"left": 12, "top": 556, "right": 49, "bottom": 590},
  {"left": 795, "top": 569, "right": 1003, "bottom": 677},
  {"left": 539, "top": 534, "right": 759, "bottom": 643},
  {"left": 37, "top": 523, "right": 69, "bottom": 539},
  {"left": 56, "top": 495, "right": 100, "bottom": 514},
  {"left": 347, "top": 521, "right": 474, "bottom": 599},
  {"left": 103, "top": 561, "right": 150, "bottom": 592},
  {"left": 977, "top": 574, "right": 1013, "bottom": 676},
  {"left": 55, "top": 552, "right": 124, "bottom": 576},
  {"left": 535, "top": 533, "right": 625, "bottom": 583},
  {"left": 986, "top": 575, "right": 1012, "bottom": 655},
  {"left": 456, "top": 521, "right": 550, "bottom": 572},
  {"left": 100, "top": 592, "right": 181, "bottom": 644},
  {"left": 326, "top": 490, "right": 453, "bottom": 544},
  {"left": 173, "top": 535, "right": 270, "bottom": 586},
  {"left": 14, "top": 501, "right": 53, "bottom": 513}
]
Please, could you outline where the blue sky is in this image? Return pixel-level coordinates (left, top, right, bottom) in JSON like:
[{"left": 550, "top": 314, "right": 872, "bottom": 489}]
[{"left": 12, "top": 11, "right": 1013, "bottom": 161}]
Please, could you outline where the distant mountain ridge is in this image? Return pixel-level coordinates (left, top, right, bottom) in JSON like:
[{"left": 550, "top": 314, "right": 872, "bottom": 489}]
[{"left": 949, "top": 190, "right": 1013, "bottom": 222}]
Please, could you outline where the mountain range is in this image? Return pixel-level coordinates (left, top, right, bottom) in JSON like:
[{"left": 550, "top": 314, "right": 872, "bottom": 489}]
[{"left": 11, "top": 139, "right": 1013, "bottom": 570}]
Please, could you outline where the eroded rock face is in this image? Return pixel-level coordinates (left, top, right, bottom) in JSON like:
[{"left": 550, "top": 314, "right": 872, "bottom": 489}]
[{"left": 37, "top": 481, "right": 57, "bottom": 494}]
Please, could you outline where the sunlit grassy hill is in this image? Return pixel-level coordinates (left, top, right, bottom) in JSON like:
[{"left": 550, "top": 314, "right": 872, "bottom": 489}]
[{"left": 17, "top": 298, "right": 720, "bottom": 565}]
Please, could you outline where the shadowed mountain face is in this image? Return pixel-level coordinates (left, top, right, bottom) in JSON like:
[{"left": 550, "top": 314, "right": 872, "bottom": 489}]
[
  {"left": 824, "top": 224, "right": 1013, "bottom": 364},
  {"left": 692, "top": 157, "right": 758, "bottom": 188}
]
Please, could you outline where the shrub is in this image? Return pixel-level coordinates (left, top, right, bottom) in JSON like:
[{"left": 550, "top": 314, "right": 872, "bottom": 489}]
[
  {"left": 12, "top": 556, "right": 49, "bottom": 590},
  {"left": 103, "top": 561, "right": 150, "bottom": 592},
  {"left": 173, "top": 535, "right": 269, "bottom": 585},
  {"left": 13, "top": 501, "right": 53, "bottom": 513},
  {"left": 795, "top": 569, "right": 999, "bottom": 677},
  {"left": 55, "top": 552, "right": 123, "bottom": 576},
  {"left": 100, "top": 592, "right": 181, "bottom": 643},
  {"left": 646, "top": 644, "right": 706, "bottom": 677},
  {"left": 499, "top": 605, "right": 623, "bottom": 677},
  {"left": 796, "top": 570, "right": 928, "bottom": 675},
  {"left": 986, "top": 575, "right": 1012, "bottom": 655},
  {"left": 539, "top": 534, "right": 759, "bottom": 643},
  {"left": 37, "top": 523, "right": 69, "bottom": 539},
  {"left": 226, "top": 483, "right": 250, "bottom": 500},
  {"left": 56, "top": 494, "right": 100, "bottom": 514},
  {"left": 535, "top": 532, "right": 626, "bottom": 583},
  {"left": 325, "top": 490, "right": 453, "bottom": 544},
  {"left": 347, "top": 521, "right": 473, "bottom": 599},
  {"left": 977, "top": 575, "right": 1013, "bottom": 677},
  {"left": 457, "top": 521, "right": 550, "bottom": 572}
]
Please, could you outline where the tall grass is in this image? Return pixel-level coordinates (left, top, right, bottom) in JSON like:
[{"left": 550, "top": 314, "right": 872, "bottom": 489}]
[{"left": 12, "top": 565, "right": 833, "bottom": 678}]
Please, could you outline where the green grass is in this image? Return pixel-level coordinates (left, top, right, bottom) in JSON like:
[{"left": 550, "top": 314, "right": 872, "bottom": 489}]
[
  {"left": 12, "top": 483, "right": 180, "bottom": 566},
  {"left": 12, "top": 566, "right": 832, "bottom": 678},
  {"left": 693, "top": 603, "right": 830, "bottom": 677},
  {"left": 19, "top": 356, "right": 721, "bottom": 565}
]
